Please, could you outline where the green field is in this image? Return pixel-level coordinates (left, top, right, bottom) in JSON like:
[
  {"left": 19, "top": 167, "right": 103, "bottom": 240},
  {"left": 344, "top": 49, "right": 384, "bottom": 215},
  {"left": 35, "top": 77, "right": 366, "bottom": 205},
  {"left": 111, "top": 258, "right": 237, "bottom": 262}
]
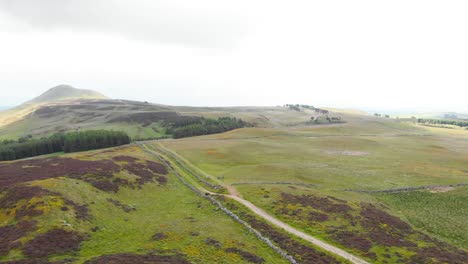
[{"left": 375, "top": 187, "right": 468, "bottom": 249}]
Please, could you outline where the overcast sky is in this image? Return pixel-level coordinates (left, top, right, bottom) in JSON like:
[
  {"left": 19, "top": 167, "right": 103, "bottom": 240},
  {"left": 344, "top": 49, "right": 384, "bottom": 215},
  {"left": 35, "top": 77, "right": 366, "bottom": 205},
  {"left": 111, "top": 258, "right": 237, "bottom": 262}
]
[{"left": 0, "top": 0, "right": 467, "bottom": 112}]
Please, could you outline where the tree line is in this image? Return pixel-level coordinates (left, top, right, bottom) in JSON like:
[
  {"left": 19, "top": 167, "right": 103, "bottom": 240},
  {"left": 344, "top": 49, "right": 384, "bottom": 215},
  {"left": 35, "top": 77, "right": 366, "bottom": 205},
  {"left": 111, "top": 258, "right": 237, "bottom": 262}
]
[
  {"left": 0, "top": 130, "right": 130, "bottom": 161},
  {"left": 167, "top": 117, "right": 250, "bottom": 139},
  {"left": 416, "top": 118, "right": 468, "bottom": 128}
]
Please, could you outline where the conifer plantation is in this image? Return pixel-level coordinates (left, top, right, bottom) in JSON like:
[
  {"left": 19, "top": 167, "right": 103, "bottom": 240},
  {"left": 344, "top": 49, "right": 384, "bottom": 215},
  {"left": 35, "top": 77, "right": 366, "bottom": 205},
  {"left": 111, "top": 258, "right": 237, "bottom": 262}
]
[
  {"left": 168, "top": 117, "right": 249, "bottom": 139},
  {"left": 0, "top": 130, "right": 130, "bottom": 161}
]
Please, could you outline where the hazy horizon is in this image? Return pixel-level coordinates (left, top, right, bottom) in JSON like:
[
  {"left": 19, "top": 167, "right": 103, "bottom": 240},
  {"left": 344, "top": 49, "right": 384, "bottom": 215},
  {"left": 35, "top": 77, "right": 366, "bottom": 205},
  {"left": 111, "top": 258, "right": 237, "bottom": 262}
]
[
  {"left": 1, "top": 1, "right": 467, "bottom": 112},
  {"left": 0, "top": 84, "right": 467, "bottom": 114}
]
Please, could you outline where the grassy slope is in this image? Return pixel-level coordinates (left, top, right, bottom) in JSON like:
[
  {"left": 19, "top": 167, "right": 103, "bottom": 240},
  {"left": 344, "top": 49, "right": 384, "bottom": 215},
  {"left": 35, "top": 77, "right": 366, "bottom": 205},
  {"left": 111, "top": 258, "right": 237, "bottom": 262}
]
[
  {"left": 375, "top": 187, "right": 468, "bottom": 249},
  {"left": 0, "top": 146, "right": 287, "bottom": 264},
  {"left": 159, "top": 118, "right": 468, "bottom": 259},
  {"left": 0, "top": 104, "right": 325, "bottom": 140}
]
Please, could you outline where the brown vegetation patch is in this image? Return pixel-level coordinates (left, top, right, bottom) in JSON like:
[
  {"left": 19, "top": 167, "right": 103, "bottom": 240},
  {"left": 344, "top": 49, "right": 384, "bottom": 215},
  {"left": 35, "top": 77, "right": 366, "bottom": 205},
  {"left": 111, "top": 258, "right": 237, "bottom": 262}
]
[
  {"left": 112, "top": 156, "right": 138, "bottom": 163},
  {"left": 107, "top": 111, "right": 198, "bottom": 126},
  {"left": 146, "top": 160, "right": 168, "bottom": 175},
  {"left": 84, "top": 253, "right": 191, "bottom": 264},
  {"left": 204, "top": 237, "right": 222, "bottom": 248},
  {"left": 326, "top": 230, "right": 372, "bottom": 252},
  {"left": 225, "top": 248, "right": 265, "bottom": 263},
  {"left": 274, "top": 193, "right": 468, "bottom": 262},
  {"left": 65, "top": 200, "right": 91, "bottom": 221},
  {"left": 0, "top": 184, "right": 92, "bottom": 223},
  {"left": 307, "top": 211, "right": 329, "bottom": 222},
  {"left": 156, "top": 176, "right": 168, "bottom": 185},
  {"left": 0, "top": 185, "right": 48, "bottom": 208},
  {"left": 0, "top": 158, "right": 120, "bottom": 191},
  {"left": 0, "top": 156, "right": 168, "bottom": 192},
  {"left": 279, "top": 193, "right": 352, "bottom": 214},
  {"left": 107, "top": 198, "right": 136, "bottom": 213},
  {"left": 4, "top": 260, "right": 68, "bottom": 264},
  {"left": 410, "top": 246, "right": 468, "bottom": 263},
  {"left": 360, "top": 203, "right": 411, "bottom": 232},
  {"left": 122, "top": 163, "right": 155, "bottom": 185},
  {"left": 0, "top": 185, "right": 52, "bottom": 221},
  {"left": 22, "top": 228, "right": 85, "bottom": 258},
  {"left": 0, "top": 220, "right": 37, "bottom": 256},
  {"left": 91, "top": 179, "right": 119, "bottom": 192},
  {"left": 151, "top": 232, "right": 168, "bottom": 241}
]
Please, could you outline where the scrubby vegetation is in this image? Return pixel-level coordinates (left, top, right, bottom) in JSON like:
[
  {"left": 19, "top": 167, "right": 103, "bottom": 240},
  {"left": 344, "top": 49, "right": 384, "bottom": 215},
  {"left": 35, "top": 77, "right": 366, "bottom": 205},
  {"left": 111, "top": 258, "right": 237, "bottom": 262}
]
[
  {"left": 309, "top": 116, "right": 344, "bottom": 124},
  {"left": 0, "top": 130, "right": 130, "bottom": 161},
  {"left": 284, "top": 104, "right": 330, "bottom": 114},
  {"left": 271, "top": 192, "right": 468, "bottom": 262},
  {"left": 416, "top": 118, "right": 468, "bottom": 128},
  {"left": 0, "top": 146, "right": 288, "bottom": 263},
  {"left": 167, "top": 117, "right": 250, "bottom": 139}
]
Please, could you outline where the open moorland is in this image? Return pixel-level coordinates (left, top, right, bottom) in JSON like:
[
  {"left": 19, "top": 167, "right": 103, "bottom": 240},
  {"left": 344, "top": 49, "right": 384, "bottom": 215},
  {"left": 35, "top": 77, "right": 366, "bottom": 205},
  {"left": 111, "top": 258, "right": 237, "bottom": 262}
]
[
  {"left": 159, "top": 115, "right": 468, "bottom": 263},
  {"left": 0, "top": 145, "right": 295, "bottom": 263},
  {"left": 1, "top": 86, "right": 468, "bottom": 263}
]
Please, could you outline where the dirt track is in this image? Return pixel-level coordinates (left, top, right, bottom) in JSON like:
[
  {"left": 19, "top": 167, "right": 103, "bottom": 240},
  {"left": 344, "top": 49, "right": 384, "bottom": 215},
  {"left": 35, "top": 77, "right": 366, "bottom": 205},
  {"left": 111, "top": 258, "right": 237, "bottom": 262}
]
[
  {"left": 141, "top": 142, "right": 369, "bottom": 264},
  {"left": 225, "top": 192, "right": 369, "bottom": 264}
]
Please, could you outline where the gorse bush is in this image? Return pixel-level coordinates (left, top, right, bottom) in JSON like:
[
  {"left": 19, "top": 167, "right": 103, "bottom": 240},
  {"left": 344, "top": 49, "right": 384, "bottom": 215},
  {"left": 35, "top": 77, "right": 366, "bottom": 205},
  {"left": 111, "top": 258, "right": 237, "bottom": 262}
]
[{"left": 0, "top": 130, "right": 130, "bottom": 161}]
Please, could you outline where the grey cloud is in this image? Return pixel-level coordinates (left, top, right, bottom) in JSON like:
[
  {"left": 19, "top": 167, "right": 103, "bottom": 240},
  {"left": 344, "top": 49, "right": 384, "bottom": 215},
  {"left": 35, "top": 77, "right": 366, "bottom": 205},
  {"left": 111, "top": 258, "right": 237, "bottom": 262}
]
[{"left": 0, "top": 0, "right": 247, "bottom": 48}]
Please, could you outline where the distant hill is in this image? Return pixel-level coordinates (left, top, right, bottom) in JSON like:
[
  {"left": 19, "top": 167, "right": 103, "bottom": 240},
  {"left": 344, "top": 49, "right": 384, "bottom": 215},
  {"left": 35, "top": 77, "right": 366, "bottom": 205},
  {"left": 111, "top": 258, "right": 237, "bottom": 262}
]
[
  {"left": 0, "top": 85, "right": 346, "bottom": 140},
  {"left": 23, "top": 84, "right": 108, "bottom": 105}
]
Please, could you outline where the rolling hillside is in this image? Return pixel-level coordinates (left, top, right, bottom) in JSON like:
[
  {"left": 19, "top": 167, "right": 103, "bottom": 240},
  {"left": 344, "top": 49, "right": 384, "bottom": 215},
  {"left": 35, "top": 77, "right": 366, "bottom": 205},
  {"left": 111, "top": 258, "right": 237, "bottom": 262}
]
[
  {"left": 0, "top": 86, "right": 338, "bottom": 140},
  {"left": 1, "top": 85, "right": 467, "bottom": 263},
  {"left": 0, "top": 145, "right": 294, "bottom": 263}
]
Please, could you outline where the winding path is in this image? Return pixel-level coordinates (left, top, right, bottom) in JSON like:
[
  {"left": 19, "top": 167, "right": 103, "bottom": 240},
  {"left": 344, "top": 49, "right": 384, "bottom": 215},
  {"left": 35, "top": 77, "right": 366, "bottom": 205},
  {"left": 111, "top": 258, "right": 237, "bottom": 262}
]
[
  {"left": 141, "top": 142, "right": 369, "bottom": 264},
  {"left": 225, "top": 194, "right": 369, "bottom": 264}
]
